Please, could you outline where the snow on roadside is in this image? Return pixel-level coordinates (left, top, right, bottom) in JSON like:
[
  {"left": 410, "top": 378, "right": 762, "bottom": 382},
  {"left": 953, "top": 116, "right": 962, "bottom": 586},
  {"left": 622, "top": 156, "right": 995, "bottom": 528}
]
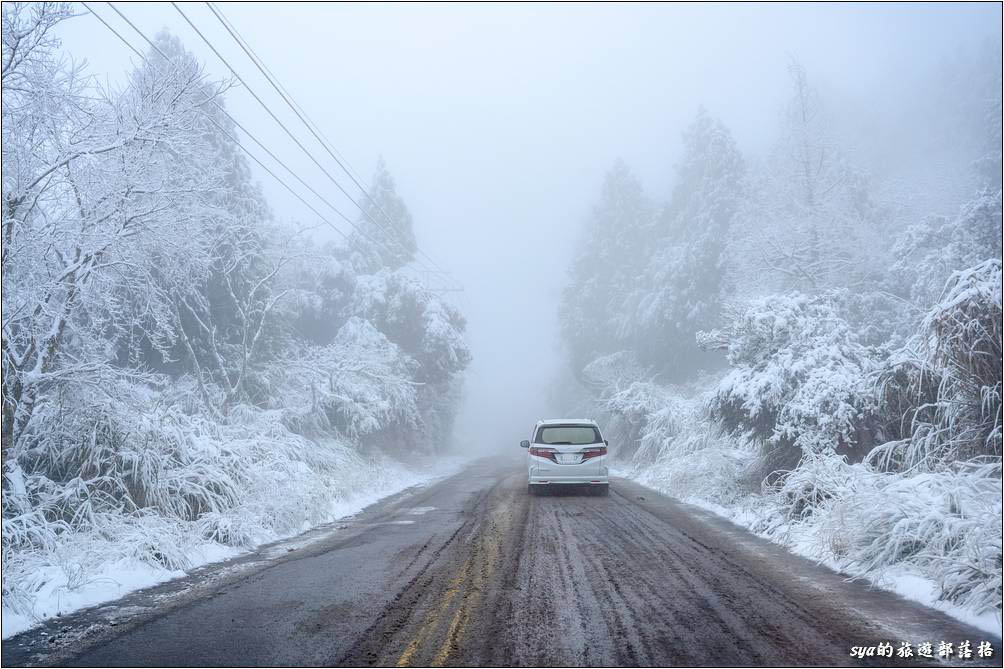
[
  {"left": 1, "top": 453, "right": 467, "bottom": 640},
  {"left": 623, "top": 474, "right": 1003, "bottom": 637}
]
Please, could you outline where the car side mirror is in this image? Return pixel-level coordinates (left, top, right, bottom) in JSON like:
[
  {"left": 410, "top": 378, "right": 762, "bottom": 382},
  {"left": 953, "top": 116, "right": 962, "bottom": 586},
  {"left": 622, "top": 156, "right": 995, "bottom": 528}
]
[
  {"left": 604, "top": 439, "right": 609, "bottom": 446},
  {"left": 520, "top": 440, "right": 530, "bottom": 449}
]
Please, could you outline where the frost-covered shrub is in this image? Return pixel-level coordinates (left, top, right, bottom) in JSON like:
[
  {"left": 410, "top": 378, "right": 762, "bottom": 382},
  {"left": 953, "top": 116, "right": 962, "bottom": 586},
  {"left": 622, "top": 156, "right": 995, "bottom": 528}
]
[
  {"left": 583, "top": 362, "right": 754, "bottom": 506},
  {"left": 580, "top": 351, "right": 660, "bottom": 459},
  {"left": 579, "top": 260, "right": 1001, "bottom": 623},
  {"left": 625, "top": 390, "right": 753, "bottom": 507},
  {"left": 1, "top": 373, "right": 410, "bottom": 619},
  {"left": 869, "top": 351, "right": 942, "bottom": 470},
  {"left": 887, "top": 191, "right": 1002, "bottom": 306},
  {"left": 832, "top": 289, "right": 916, "bottom": 350},
  {"left": 760, "top": 452, "right": 856, "bottom": 523},
  {"left": 274, "top": 317, "right": 420, "bottom": 441},
  {"left": 708, "top": 292, "right": 877, "bottom": 485},
  {"left": 581, "top": 351, "right": 649, "bottom": 390},
  {"left": 597, "top": 381, "right": 672, "bottom": 460},
  {"left": 760, "top": 454, "right": 1001, "bottom": 616},
  {"left": 920, "top": 259, "right": 1002, "bottom": 461},
  {"left": 872, "top": 259, "right": 1002, "bottom": 470}
]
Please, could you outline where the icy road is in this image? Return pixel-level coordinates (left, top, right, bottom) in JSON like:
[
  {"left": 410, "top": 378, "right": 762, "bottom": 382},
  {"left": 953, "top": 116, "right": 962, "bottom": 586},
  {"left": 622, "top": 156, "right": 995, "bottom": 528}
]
[{"left": 4, "top": 458, "right": 999, "bottom": 667}]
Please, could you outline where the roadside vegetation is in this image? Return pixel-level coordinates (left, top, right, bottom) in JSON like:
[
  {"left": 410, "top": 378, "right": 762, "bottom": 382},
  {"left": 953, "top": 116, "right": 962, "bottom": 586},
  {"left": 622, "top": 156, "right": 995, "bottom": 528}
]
[
  {"left": 2, "top": 3, "right": 470, "bottom": 633},
  {"left": 559, "top": 55, "right": 1002, "bottom": 622}
]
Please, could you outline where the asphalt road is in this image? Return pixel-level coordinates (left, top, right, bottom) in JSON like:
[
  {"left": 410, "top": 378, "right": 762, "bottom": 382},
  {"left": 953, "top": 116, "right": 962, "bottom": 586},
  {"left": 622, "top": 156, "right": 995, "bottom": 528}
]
[{"left": 4, "top": 457, "right": 999, "bottom": 667}]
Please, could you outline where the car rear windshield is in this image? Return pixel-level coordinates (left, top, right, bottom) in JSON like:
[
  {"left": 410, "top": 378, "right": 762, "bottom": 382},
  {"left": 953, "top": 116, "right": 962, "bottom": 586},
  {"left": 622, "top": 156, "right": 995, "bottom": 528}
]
[{"left": 534, "top": 425, "right": 602, "bottom": 445}]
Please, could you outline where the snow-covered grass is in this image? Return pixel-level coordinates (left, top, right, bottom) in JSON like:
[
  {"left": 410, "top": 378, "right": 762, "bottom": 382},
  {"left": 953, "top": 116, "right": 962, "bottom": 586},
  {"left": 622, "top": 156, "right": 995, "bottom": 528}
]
[
  {"left": 758, "top": 454, "right": 1001, "bottom": 612},
  {"left": 2, "top": 441, "right": 463, "bottom": 640},
  {"left": 1, "top": 547, "right": 223, "bottom": 641},
  {"left": 608, "top": 385, "right": 755, "bottom": 508}
]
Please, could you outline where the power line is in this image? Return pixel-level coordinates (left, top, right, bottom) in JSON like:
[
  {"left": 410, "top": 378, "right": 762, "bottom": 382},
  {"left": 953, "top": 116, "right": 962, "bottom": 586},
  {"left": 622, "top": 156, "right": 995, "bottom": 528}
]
[
  {"left": 207, "top": 1, "right": 460, "bottom": 289},
  {"left": 169, "top": 1, "right": 437, "bottom": 279},
  {"left": 96, "top": 1, "right": 437, "bottom": 276},
  {"left": 204, "top": 1, "right": 461, "bottom": 291},
  {"left": 85, "top": 1, "right": 354, "bottom": 245},
  {"left": 206, "top": 3, "right": 368, "bottom": 196},
  {"left": 88, "top": 2, "right": 459, "bottom": 297}
]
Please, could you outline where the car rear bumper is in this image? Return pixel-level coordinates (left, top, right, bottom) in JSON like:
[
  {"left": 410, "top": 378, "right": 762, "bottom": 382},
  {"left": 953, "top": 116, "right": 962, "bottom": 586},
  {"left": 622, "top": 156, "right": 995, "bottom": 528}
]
[
  {"left": 528, "top": 457, "right": 608, "bottom": 486},
  {"left": 528, "top": 474, "right": 609, "bottom": 485}
]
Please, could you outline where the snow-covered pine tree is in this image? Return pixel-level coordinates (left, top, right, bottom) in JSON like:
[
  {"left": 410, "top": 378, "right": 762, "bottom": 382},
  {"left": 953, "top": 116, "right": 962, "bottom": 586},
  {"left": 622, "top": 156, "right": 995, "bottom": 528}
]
[
  {"left": 633, "top": 108, "right": 744, "bottom": 379},
  {"left": 348, "top": 157, "right": 418, "bottom": 273},
  {"left": 559, "top": 160, "right": 654, "bottom": 378}
]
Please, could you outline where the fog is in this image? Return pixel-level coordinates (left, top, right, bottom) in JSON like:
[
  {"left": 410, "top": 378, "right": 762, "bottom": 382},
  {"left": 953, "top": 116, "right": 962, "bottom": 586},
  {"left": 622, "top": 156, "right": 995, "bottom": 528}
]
[
  {"left": 6, "top": 2, "right": 1003, "bottom": 638},
  {"left": 55, "top": 2, "right": 1001, "bottom": 451}
]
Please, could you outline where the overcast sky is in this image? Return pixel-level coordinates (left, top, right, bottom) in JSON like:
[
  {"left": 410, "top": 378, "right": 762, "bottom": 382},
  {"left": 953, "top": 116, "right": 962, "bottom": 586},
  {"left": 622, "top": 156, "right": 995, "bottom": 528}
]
[{"left": 57, "top": 2, "right": 1001, "bottom": 449}]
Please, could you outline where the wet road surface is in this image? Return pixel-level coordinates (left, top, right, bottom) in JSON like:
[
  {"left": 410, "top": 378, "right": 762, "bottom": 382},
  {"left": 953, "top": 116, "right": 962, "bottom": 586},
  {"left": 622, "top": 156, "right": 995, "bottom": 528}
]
[{"left": 4, "top": 458, "right": 999, "bottom": 666}]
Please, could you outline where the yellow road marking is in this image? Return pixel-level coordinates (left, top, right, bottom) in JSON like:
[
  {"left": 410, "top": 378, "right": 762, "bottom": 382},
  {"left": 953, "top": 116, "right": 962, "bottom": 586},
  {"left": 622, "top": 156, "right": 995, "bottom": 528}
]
[
  {"left": 430, "top": 513, "right": 508, "bottom": 666},
  {"left": 398, "top": 495, "right": 514, "bottom": 667},
  {"left": 430, "top": 603, "right": 465, "bottom": 667},
  {"left": 395, "top": 636, "right": 422, "bottom": 668},
  {"left": 395, "top": 555, "right": 472, "bottom": 667}
]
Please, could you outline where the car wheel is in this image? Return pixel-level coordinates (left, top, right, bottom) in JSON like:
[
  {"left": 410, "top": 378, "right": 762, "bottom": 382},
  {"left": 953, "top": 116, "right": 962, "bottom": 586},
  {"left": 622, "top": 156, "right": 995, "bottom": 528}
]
[
  {"left": 595, "top": 485, "right": 609, "bottom": 496},
  {"left": 527, "top": 484, "right": 536, "bottom": 496}
]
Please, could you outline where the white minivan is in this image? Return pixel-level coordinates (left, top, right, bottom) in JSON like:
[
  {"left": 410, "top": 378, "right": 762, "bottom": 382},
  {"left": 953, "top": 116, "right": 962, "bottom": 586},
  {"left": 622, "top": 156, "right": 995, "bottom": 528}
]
[{"left": 520, "top": 419, "right": 609, "bottom": 495}]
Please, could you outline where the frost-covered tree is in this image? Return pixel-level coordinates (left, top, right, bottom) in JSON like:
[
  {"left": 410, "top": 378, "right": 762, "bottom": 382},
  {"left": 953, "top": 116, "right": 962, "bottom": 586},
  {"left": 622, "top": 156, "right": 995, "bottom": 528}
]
[
  {"left": 284, "top": 242, "right": 356, "bottom": 346},
  {"left": 348, "top": 157, "right": 417, "bottom": 272},
  {"left": 277, "top": 241, "right": 470, "bottom": 454},
  {"left": 275, "top": 317, "right": 420, "bottom": 440},
  {"left": 560, "top": 160, "right": 654, "bottom": 377},
  {"left": 343, "top": 271, "right": 471, "bottom": 452},
  {"left": 888, "top": 190, "right": 1002, "bottom": 308},
  {"left": 2, "top": 8, "right": 472, "bottom": 622},
  {"left": 633, "top": 109, "right": 744, "bottom": 378},
  {"left": 345, "top": 271, "right": 470, "bottom": 383},
  {"left": 111, "top": 33, "right": 290, "bottom": 416},
  {"left": 745, "top": 60, "right": 885, "bottom": 293},
  {"left": 973, "top": 47, "right": 1003, "bottom": 193},
  {"left": 707, "top": 292, "right": 876, "bottom": 472},
  {"left": 555, "top": 43, "right": 1002, "bottom": 624},
  {"left": 1, "top": 5, "right": 230, "bottom": 456},
  {"left": 929, "top": 38, "right": 1003, "bottom": 196}
]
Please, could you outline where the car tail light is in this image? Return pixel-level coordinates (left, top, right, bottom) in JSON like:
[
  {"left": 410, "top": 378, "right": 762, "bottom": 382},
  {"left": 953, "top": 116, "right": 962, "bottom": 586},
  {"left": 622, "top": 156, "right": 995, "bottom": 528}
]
[
  {"left": 581, "top": 446, "right": 607, "bottom": 461},
  {"left": 529, "top": 447, "right": 557, "bottom": 462}
]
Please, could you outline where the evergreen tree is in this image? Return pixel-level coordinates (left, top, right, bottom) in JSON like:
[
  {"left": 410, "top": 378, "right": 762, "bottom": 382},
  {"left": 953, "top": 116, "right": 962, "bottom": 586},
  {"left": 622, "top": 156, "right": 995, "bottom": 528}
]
[
  {"left": 974, "top": 45, "right": 1003, "bottom": 193},
  {"left": 633, "top": 108, "right": 744, "bottom": 378},
  {"left": 559, "top": 160, "right": 654, "bottom": 377},
  {"left": 348, "top": 157, "right": 417, "bottom": 272}
]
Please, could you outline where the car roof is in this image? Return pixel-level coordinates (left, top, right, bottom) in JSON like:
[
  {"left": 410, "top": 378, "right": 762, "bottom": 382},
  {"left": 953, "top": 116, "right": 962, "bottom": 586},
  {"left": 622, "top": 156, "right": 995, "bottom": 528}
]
[{"left": 535, "top": 418, "right": 597, "bottom": 426}]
